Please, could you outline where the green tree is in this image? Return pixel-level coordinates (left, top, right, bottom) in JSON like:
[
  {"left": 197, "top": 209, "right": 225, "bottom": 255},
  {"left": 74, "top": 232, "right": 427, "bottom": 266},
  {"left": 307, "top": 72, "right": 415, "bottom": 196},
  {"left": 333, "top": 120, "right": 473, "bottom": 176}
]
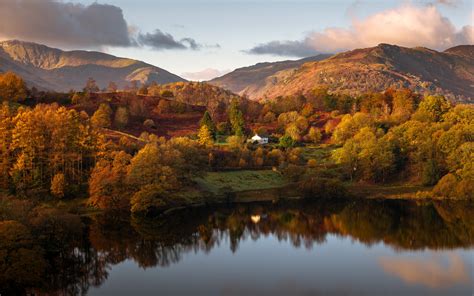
[
  {"left": 229, "top": 100, "right": 245, "bottom": 136},
  {"left": 200, "top": 111, "right": 216, "bottom": 138},
  {"left": 279, "top": 135, "right": 296, "bottom": 148}
]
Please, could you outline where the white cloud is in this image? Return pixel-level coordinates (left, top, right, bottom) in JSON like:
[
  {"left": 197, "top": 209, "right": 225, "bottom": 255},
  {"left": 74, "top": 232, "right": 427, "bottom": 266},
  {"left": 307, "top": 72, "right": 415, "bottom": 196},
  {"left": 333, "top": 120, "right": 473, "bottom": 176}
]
[{"left": 247, "top": 4, "right": 473, "bottom": 56}]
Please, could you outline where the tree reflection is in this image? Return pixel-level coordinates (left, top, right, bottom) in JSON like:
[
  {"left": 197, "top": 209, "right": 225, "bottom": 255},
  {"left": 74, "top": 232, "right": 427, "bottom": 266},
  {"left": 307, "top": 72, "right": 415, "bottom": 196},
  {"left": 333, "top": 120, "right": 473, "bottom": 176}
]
[{"left": 1, "top": 199, "right": 473, "bottom": 295}]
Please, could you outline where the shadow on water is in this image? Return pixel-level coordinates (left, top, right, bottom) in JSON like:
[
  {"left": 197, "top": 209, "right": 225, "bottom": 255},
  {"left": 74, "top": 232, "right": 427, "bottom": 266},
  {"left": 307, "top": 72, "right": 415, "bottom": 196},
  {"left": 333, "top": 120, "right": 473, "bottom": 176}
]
[{"left": 1, "top": 198, "right": 473, "bottom": 295}]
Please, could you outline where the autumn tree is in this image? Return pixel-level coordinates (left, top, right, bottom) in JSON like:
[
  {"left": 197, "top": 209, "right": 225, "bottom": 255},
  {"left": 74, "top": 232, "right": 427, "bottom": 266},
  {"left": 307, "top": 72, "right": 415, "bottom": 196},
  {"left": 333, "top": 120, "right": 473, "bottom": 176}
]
[
  {"left": 0, "top": 72, "right": 27, "bottom": 102},
  {"left": 413, "top": 95, "right": 451, "bottom": 122},
  {"left": 307, "top": 127, "right": 322, "bottom": 144},
  {"left": 333, "top": 127, "right": 394, "bottom": 182},
  {"left": 6, "top": 104, "right": 99, "bottom": 195},
  {"left": 50, "top": 173, "right": 66, "bottom": 198},
  {"left": 91, "top": 103, "right": 112, "bottom": 128},
  {"left": 332, "top": 113, "right": 374, "bottom": 144},
  {"left": 114, "top": 106, "right": 129, "bottom": 129},
  {"left": 198, "top": 125, "right": 214, "bottom": 146},
  {"left": 89, "top": 151, "right": 132, "bottom": 209},
  {"left": 107, "top": 81, "right": 118, "bottom": 93},
  {"left": 0, "top": 103, "right": 12, "bottom": 189},
  {"left": 83, "top": 77, "right": 100, "bottom": 93}
]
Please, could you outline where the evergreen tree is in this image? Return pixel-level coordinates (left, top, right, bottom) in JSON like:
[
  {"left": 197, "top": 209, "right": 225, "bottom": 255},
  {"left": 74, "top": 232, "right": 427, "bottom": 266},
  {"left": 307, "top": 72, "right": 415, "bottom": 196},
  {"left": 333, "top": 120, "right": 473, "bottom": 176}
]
[
  {"left": 199, "top": 111, "right": 216, "bottom": 138},
  {"left": 228, "top": 100, "right": 245, "bottom": 136}
]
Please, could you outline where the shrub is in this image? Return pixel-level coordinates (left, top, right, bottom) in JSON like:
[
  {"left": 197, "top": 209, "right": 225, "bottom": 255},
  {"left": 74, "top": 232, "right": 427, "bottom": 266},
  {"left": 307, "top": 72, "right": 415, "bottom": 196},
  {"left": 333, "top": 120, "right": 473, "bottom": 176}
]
[
  {"left": 298, "top": 177, "right": 347, "bottom": 198},
  {"left": 279, "top": 135, "right": 296, "bottom": 148},
  {"left": 143, "top": 119, "right": 156, "bottom": 129}
]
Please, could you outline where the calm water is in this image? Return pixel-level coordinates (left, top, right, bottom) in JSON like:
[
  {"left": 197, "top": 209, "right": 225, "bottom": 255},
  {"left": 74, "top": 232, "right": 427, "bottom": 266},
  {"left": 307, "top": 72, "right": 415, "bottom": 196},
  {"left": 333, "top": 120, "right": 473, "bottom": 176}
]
[{"left": 2, "top": 199, "right": 473, "bottom": 295}]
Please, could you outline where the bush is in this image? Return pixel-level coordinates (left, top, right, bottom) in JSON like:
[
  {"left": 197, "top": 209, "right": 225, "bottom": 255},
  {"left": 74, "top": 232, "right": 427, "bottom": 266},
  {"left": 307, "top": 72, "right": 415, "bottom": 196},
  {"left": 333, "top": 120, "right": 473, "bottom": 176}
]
[
  {"left": 298, "top": 177, "right": 347, "bottom": 198},
  {"left": 143, "top": 119, "right": 156, "bottom": 129},
  {"left": 279, "top": 135, "right": 296, "bottom": 148},
  {"left": 282, "top": 164, "right": 305, "bottom": 182}
]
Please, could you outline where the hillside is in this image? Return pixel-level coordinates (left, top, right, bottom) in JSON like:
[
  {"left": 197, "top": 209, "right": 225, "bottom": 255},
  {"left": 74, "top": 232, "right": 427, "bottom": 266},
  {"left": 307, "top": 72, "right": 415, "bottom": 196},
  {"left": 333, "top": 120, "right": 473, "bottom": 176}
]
[
  {"left": 214, "top": 44, "right": 474, "bottom": 102},
  {"left": 0, "top": 40, "right": 185, "bottom": 91},
  {"left": 210, "top": 54, "right": 331, "bottom": 97},
  {"left": 147, "top": 81, "right": 242, "bottom": 116}
]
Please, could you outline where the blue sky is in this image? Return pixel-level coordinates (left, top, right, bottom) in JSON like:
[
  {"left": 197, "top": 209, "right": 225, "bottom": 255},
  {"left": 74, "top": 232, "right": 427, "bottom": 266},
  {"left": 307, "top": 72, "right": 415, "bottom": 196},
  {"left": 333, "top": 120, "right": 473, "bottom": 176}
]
[{"left": 1, "top": 0, "right": 472, "bottom": 79}]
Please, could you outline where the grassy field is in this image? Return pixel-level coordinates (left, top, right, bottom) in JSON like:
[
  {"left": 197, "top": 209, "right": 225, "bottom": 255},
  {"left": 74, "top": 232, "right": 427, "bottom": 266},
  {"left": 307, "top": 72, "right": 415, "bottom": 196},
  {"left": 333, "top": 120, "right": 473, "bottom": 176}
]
[
  {"left": 195, "top": 170, "right": 288, "bottom": 194},
  {"left": 347, "top": 183, "right": 433, "bottom": 199},
  {"left": 301, "top": 144, "right": 338, "bottom": 164}
]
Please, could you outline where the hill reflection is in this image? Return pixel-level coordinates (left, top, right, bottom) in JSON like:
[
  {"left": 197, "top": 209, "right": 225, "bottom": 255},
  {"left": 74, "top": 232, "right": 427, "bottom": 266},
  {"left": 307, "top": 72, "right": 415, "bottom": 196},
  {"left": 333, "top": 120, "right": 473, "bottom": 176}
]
[{"left": 1, "top": 199, "right": 473, "bottom": 295}]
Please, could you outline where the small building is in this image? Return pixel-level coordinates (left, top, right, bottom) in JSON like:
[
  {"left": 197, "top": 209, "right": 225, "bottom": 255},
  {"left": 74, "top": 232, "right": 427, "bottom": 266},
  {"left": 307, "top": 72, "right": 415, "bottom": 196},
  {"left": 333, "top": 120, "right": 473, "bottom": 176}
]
[{"left": 249, "top": 134, "right": 268, "bottom": 145}]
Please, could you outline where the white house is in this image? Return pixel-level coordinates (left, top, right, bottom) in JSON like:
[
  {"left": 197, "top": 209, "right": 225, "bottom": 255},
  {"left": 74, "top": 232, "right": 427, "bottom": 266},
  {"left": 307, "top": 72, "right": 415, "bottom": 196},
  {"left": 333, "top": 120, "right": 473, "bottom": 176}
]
[{"left": 250, "top": 134, "right": 268, "bottom": 145}]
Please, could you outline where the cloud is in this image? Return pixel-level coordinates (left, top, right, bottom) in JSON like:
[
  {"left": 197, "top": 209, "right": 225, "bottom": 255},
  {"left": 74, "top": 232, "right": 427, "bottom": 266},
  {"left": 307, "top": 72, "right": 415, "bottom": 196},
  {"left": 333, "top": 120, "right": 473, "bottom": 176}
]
[
  {"left": 434, "top": 0, "right": 460, "bottom": 6},
  {"left": 0, "top": 0, "right": 132, "bottom": 48},
  {"left": 246, "top": 4, "right": 473, "bottom": 57},
  {"left": 180, "top": 68, "right": 231, "bottom": 81},
  {"left": 244, "top": 40, "right": 319, "bottom": 57},
  {"left": 0, "top": 0, "right": 207, "bottom": 52},
  {"left": 379, "top": 253, "right": 471, "bottom": 289},
  {"left": 137, "top": 30, "right": 201, "bottom": 50}
]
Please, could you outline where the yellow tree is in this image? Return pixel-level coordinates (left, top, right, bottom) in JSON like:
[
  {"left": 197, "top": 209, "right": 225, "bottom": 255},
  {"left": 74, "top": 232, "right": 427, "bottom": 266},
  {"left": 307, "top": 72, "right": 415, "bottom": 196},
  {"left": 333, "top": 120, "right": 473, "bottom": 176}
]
[
  {"left": 0, "top": 103, "right": 12, "bottom": 188},
  {"left": 198, "top": 125, "right": 213, "bottom": 146},
  {"left": 50, "top": 173, "right": 66, "bottom": 198},
  {"left": 0, "top": 72, "right": 27, "bottom": 102},
  {"left": 91, "top": 103, "right": 112, "bottom": 128}
]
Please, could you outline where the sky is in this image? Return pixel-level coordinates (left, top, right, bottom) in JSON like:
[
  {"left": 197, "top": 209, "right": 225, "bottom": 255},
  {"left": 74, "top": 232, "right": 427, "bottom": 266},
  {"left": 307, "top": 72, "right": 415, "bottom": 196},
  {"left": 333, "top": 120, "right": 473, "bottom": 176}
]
[{"left": 0, "top": 0, "right": 472, "bottom": 80}]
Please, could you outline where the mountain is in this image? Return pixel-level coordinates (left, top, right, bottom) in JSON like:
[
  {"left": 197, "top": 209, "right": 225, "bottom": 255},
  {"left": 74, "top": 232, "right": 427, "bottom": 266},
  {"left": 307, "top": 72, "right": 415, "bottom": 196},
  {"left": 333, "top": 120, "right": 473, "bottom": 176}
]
[
  {"left": 0, "top": 40, "right": 185, "bottom": 91},
  {"left": 213, "top": 44, "right": 474, "bottom": 102},
  {"left": 209, "top": 54, "right": 332, "bottom": 97}
]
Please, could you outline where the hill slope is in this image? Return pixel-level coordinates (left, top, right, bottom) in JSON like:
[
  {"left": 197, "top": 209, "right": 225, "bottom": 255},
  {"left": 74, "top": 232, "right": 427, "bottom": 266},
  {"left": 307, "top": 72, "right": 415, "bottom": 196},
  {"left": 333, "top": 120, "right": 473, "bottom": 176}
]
[
  {"left": 215, "top": 44, "right": 474, "bottom": 102},
  {"left": 0, "top": 40, "right": 185, "bottom": 91},
  {"left": 209, "top": 54, "right": 332, "bottom": 97}
]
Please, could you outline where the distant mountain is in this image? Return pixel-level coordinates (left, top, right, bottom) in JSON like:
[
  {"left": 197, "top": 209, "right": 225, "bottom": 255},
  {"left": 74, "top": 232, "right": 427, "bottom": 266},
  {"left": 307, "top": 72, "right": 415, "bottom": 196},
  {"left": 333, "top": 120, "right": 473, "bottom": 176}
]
[
  {"left": 209, "top": 54, "right": 332, "bottom": 97},
  {"left": 213, "top": 44, "right": 474, "bottom": 102},
  {"left": 0, "top": 40, "right": 185, "bottom": 91}
]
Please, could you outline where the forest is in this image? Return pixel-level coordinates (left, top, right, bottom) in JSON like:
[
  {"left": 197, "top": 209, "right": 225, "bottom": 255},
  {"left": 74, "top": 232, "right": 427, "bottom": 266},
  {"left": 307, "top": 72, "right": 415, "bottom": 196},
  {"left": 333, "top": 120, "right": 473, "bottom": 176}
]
[{"left": 0, "top": 71, "right": 472, "bottom": 217}]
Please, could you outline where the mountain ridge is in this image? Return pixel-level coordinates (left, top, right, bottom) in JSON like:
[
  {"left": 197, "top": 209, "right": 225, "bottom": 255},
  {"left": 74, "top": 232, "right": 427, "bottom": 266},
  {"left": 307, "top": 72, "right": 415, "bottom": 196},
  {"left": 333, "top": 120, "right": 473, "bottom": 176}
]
[
  {"left": 0, "top": 40, "right": 185, "bottom": 91},
  {"left": 212, "top": 44, "right": 474, "bottom": 102},
  {"left": 209, "top": 54, "right": 332, "bottom": 97}
]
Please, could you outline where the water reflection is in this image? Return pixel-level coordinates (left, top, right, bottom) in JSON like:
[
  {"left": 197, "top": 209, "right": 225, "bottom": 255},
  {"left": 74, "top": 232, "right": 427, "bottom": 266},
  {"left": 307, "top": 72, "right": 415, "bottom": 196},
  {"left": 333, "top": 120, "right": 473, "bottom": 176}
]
[
  {"left": 379, "top": 253, "right": 471, "bottom": 288},
  {"left": 0, "top": 199, "right": 473, "bottom": 295}
]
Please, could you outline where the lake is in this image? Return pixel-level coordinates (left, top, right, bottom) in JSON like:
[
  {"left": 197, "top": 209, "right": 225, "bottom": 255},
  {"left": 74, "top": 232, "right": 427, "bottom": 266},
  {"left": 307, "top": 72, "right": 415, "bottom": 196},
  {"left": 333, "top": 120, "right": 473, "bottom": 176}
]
[{"left": 2, "top": 199, "right": 473, "bottom": 295}]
